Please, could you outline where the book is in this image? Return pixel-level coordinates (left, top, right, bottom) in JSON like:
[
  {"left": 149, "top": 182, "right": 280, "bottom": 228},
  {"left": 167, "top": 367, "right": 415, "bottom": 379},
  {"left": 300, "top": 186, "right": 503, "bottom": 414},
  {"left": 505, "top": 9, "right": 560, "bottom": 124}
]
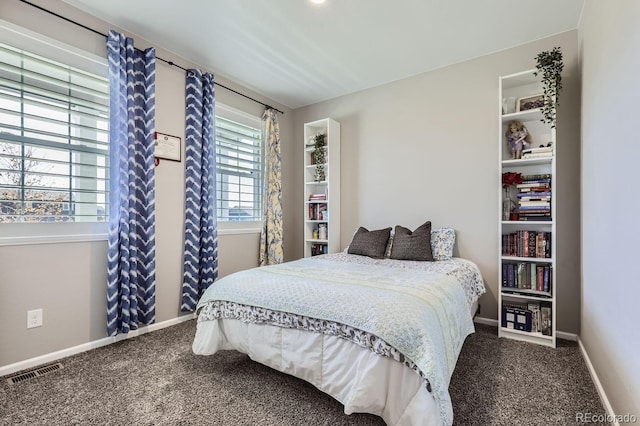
[
  {"left": 519, "top": 201, "right": 551, "bottom": 206},
  {"left": 536, "top": 266, "right": 544, "bottom": 291},
  {"left": 527, "top": 301, "right": 542, "bottom": 332},
  {"left": 502, "top": 305, "right": 533, "bottom": 332},
  {"left": 521, "top": 173, "right": 552, "bottom": 180},
  {"left": 517, "top": 191, "right": 552, "bottom": 197},
  {"left": 519, "top": 206, "right": 551, "bottom": 211},
  {"left": 523, "top": 147, "right": 553, "bottom": 154},
  {"left": 502, "top": 263, "right": 509, "bottom": 287},
  {"left": 517, "top": 263, "right": 525, "bottom": 288},
  {"left": 507, "top": 263, "right": 515, "bottom": 288},
  {"left": 517, "top": 182, "right": 551, "bottom": 188},
  {"left": 518, "top": 197, "right": 551, "bottom": 202},
  {"left": 530, "top": 263, "right": 537, "bottom": 290},
  {"left": 543, "top": 266, "right": 551, "bottom": 292},
  {"left": 540, "top": 302, "right": 552, "bottom": 336},
  {"left": 519, "top": 216, "right": 552, "bottom": 221},
  {"left": 522, "top": 152, "right": 553, "bottom": 158}
]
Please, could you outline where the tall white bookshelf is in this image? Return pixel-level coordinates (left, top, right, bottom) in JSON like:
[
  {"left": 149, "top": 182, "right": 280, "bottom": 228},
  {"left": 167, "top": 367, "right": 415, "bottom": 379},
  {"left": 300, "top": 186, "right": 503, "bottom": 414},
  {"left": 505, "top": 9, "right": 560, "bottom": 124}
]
[
  {"left": 303, "top": 118, "right": 340, "bottom": 257},
  {"left": 498, "top": 69, "right": 557, "bottom": 348}
]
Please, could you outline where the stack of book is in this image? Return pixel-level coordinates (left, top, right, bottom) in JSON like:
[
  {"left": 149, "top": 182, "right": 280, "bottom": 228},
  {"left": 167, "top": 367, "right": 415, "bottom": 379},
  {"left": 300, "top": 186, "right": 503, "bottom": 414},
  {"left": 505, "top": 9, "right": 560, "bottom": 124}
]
[
  {"left": 516, "top": 174, "right": 551, "bottom": 221},
  {"left": 502, "top": 262, "right": 552, "bottom": 294},
  {"left": 502, "top": 230, "right": 551, "bottom": 258},
  {"left": 308, "top": 193, "right": 327, "bottom": 201},
  {"left": 522, "top": 146, "right": 553, "bottom": 159}
]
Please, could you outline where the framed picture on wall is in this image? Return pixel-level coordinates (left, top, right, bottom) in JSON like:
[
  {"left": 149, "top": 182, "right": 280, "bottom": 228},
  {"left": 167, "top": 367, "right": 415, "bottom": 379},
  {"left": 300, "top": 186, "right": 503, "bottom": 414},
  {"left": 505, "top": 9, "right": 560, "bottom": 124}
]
[
  {"left": 154, "top": 132, "right": 182, "bottom": 162},
  {"left": 516, "top": 94, "right": 545, "bottom": 112}
]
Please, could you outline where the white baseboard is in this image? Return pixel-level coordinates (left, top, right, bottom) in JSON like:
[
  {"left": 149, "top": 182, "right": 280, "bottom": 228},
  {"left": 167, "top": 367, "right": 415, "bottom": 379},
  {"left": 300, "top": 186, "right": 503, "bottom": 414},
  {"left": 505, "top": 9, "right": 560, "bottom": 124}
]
[
  {"left": 0, "top": 314, "right": 196, "bottom": 377},
  {"left": 557, "top": 330, "right": 578, "bottom": 341},
  {"left": 577, "top": 337, "right": 620, "bottom": 426},
  {"left": 474, "top": 316, "right": 498, "bottom": 326},
  {"left": 473, "top": 316, "right": 577, "bottom": 341}
]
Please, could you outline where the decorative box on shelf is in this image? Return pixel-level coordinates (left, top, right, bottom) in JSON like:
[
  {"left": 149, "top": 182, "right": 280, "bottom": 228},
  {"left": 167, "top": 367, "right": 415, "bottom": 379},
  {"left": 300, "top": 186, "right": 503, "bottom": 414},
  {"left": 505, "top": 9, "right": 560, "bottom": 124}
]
[{"left": 501, "top": 306, "right": 533, "bottom": 332}]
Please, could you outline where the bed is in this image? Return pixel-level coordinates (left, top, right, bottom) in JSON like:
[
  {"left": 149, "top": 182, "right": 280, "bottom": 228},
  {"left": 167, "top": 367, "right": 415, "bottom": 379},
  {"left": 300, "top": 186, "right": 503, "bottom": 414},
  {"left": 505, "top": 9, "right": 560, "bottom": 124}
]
[{"left": 192, "top": 233, "right": 485, "bottom": 426}]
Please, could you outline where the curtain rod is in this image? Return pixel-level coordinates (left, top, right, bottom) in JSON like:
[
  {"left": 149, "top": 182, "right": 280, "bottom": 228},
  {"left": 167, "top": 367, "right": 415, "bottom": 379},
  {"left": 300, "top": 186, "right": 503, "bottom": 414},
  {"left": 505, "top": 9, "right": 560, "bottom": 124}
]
[{"left": 19, "top": 0, "right": 285, "bottom": 115}]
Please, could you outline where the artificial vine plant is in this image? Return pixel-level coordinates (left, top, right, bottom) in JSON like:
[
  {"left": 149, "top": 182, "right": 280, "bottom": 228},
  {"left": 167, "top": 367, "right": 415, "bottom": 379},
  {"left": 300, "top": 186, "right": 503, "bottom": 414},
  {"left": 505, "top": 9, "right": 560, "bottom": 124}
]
[
  {"left": 313, "top": 133, "right": 326, "bottom": 181},
  {"left": 534, "top": 46, "right": 564, "bottom": 128}
]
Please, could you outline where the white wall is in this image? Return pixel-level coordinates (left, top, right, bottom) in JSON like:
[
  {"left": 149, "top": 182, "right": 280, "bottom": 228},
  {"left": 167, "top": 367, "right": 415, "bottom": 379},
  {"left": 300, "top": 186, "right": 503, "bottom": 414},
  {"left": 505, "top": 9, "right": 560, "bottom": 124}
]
[
  {"left": 0, "top": 0, "right": 295, "bottom": 367},
  {"left": 579, "top": 0, "right": 640, "bottom": 419},
  {"left": 293, "top": 31, "right": 581, "bottom": 333}
]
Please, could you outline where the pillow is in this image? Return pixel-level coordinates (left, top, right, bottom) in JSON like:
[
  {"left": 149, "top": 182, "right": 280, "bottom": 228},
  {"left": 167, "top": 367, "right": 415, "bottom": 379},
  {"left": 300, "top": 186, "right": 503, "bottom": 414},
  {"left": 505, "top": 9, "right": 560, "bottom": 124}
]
[
  {"left": 347, "top": 227, "right": 392, "bottom": 259},
  {"left": 390, "top": 221, "right": 433, "bottom": 261},
  {"left": 431, "top": 227, "right": 456, "bottom": 260},
  {"left": 384, "top": 229, "right": 395, "bottom": 258}
]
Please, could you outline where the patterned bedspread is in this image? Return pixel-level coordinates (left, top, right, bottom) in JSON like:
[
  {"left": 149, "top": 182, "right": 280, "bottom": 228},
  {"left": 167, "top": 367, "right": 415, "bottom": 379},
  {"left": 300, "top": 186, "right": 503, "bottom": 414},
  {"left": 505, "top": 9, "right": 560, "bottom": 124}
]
[{"left": 196, "top": 254, "right": 485, "bottom": 425}]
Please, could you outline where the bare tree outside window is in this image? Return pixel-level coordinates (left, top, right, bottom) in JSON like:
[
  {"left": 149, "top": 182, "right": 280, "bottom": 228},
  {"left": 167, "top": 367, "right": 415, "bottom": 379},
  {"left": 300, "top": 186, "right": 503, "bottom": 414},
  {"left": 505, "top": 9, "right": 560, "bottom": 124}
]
[{"left": 0, "top": 143, "right": 69, "bottom": 222}]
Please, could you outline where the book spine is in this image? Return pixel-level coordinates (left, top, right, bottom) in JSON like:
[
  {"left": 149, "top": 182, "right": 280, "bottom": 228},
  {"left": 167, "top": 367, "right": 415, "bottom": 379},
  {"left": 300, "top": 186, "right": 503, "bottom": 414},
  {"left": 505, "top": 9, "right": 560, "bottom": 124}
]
[
  {"left": 530, "top": 263, "right": 537, "bottom": 290},
  {"left": 528, "top": 232, "right": 536, "bottom": 258},
  {"left": 502, "top": 263, "right": 508, "bottom": 287},
  {"left": 543, "top": 266, "right": 550, "bottom": 292},
  {"left": 537, "top": 266, "right": 544, "bottom": 291},
  {"left": 507, "top": 263, "right": 515, "bottom": 288}
]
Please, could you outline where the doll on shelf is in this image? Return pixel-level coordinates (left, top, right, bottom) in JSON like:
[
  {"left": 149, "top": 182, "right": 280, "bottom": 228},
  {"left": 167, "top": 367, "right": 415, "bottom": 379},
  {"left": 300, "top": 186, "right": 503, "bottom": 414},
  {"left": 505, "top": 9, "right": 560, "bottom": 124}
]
[{"left": 506, "top": 120, "right": 532, "bottom": 159}]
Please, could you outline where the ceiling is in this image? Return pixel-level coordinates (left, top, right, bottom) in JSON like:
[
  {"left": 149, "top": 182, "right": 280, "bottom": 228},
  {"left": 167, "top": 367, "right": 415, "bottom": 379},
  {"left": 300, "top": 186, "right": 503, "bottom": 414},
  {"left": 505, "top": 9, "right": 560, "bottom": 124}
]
[{"left": 62, "top": 0, "right": 584, "bottom": 109}]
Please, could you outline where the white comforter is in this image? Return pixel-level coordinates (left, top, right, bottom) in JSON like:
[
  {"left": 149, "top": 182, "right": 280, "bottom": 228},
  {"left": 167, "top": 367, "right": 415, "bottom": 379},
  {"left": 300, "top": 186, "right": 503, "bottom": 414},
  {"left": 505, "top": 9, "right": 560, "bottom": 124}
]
[{"left": 192, "top": 254, "right": 485, "bottom": 426}]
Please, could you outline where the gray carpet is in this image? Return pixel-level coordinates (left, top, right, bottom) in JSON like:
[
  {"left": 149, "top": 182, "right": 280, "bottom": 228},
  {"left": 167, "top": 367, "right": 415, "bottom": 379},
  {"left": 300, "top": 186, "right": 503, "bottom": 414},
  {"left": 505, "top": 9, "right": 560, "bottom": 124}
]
[{"left": 0, "top": 321, "right": 607, "bottom": 425}]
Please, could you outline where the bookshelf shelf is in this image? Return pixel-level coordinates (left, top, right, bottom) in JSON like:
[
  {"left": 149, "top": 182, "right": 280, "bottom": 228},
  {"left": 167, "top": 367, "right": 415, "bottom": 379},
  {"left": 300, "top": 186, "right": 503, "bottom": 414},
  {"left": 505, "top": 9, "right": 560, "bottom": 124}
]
[
  {"left": 305, "top": 238, "right": 329, "bottom": 243},
  {"left": 502, "top": 157, "right": 553, "bottom": 167},
  {"left": 501, "top": 256, "right": 552, "bottom": 263},
  {"left": 498, "top": 69, "right": 557, "bottom": 347},
  {"left": 305, "top": 163, "right": 328, "bottom": 170},
  {"left": 501, "top": 288, "right": 552, "bottom": 299},
  {"left": 500, "top": 108, "right": 543, "bottom": 123},
  {"left": 304, "top": 118, "right": 340, "bottom": 257},
  {"left": 502, "top": 220, "right": 554, "bottom": 225},
  {"left": 499, "top": 327, "right": 554, "bottom": 347}
]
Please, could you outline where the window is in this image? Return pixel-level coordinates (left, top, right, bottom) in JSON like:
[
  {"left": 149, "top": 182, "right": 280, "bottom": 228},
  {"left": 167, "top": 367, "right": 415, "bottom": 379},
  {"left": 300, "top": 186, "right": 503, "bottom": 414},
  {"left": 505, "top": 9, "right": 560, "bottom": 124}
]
[
  {"left": 215, "top": 104, "right": 263, "bottom": 223},
  {"left": 0, "top": 39, "right": 109, "bottom": 223}
]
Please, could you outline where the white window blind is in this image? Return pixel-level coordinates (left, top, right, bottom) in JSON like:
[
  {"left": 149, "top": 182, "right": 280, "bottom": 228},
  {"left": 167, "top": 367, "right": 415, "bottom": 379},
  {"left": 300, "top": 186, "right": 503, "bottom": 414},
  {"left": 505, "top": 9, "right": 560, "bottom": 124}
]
[
  {"left": 215, "top": 110, "right": 263, "bottom": 222},
  {"left": 0, "top": 41, "right": 109, "bottom": 223}
]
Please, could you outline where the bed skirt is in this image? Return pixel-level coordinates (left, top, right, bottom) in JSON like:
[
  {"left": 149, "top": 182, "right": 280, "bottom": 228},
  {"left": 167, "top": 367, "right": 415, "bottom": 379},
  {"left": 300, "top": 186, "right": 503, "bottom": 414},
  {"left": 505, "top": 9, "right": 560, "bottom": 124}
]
[{"left": 193, "top": 318, "right": 443, "bottom": 426}]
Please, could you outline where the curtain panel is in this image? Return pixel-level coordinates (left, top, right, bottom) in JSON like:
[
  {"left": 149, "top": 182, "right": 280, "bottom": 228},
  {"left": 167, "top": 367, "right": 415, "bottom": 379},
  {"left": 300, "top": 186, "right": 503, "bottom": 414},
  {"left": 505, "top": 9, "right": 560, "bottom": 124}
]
[
  {"left": 106, "top": 30, "right": 156, "bottom": 336},
  {"left": 259, "top": 109, "right": 284, "bottom": 266},
  {"left": 181, "top": 70, "right": 218, "bottom": 311}
]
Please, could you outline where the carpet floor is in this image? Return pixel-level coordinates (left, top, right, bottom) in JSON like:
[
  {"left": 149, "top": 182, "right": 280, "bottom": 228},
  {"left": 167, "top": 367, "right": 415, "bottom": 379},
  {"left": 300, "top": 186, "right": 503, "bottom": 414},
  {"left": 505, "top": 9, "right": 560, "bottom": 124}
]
[{"left": 0, "top": 321, "right": 607, "bottom": 425}]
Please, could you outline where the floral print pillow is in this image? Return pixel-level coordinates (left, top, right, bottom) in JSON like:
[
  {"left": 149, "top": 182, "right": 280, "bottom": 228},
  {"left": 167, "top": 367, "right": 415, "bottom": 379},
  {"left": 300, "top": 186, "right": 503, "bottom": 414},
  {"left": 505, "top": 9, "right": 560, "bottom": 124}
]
[{"left": 431, "top": 227, "right": 455, "bottom": 260}]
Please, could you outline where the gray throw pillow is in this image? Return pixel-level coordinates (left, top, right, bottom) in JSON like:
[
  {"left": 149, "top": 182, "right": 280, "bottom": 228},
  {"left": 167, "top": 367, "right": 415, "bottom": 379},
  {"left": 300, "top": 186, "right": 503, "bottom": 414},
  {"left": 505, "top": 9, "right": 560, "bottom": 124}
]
[
  {"left": 390, "top": 221, "right": 434, "bottom": 261},
  {"left": 347, "top": 227, "right": 392, "bottom": 259}
]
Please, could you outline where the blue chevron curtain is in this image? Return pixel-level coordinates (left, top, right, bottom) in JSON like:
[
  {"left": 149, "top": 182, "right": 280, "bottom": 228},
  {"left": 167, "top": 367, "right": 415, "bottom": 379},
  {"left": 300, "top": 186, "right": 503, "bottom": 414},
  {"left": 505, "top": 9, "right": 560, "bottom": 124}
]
[
  {"left": 181, "top": 70, "right": 218, "bottom": 311},
  {"left": 106, "top": 30, "right": 156, "bottom": 336}
]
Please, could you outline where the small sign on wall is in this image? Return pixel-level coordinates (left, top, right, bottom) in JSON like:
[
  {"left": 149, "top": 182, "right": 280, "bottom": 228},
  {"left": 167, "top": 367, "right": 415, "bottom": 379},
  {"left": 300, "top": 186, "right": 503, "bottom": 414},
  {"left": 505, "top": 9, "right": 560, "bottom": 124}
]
[{"left": 154, "top": 132, "right": 181, "bottom": 162}]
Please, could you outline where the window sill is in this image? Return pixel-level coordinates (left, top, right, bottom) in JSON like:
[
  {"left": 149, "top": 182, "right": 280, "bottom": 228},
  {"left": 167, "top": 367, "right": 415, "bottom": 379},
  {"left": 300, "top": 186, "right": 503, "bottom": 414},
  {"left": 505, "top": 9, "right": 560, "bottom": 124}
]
[
  {"left": 0, "top": 222, "right": 108, "bottom": 247},
  {"left": 218, "top": 227, "right": 261, "bottom": 236},
  {"left": 0, "top": 222, "right": 262, "bottom": 246},
  {"left": 0, "top": 233, "right": 109, "bottom": 247}
]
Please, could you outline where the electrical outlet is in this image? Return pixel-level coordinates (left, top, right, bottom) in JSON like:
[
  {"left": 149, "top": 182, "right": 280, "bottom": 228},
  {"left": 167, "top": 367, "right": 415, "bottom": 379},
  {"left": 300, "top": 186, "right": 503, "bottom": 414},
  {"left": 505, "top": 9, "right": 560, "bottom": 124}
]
[{"left": 27, "top": 309, "right": 43, "bottom": 329}]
